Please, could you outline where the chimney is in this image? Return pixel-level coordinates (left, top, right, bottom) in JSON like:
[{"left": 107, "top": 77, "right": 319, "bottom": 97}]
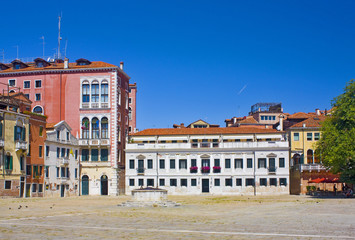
[
  {"left": 181, "top": 123, "right": 184, "bottom": 128},
  {"left": 64, "top": 58, "right": 69, "bottom": 69},
  {"left": 279, "top": 115, "right": 284, "bottom": 131},
  {"left": 120, "top": 61, "right": 124, "bottom": 70},
  {"left": 316, "top": 108, "right": 320, "bottom": 115},
  {"left": 303, "top": 123, "right": 306, "bottom": 128}
]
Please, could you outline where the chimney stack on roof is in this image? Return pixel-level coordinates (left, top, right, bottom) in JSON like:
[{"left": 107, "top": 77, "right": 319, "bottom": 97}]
[
  {"left": 120, "top": 61, "right": 124, "bottom": 70},
  {"left": 316, "top": 109, "right": 321, "bottom": 115},
  {"left": 64, "top": 58, "right": 69, "bottom": 69}
]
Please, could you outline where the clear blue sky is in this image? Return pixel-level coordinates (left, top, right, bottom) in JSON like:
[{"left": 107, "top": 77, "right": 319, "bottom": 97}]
[{"left": 1, "top": 0, "right": 353, "bottom": 130}]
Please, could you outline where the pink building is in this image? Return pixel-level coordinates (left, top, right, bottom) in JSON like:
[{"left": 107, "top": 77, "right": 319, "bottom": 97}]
[
  {"left": 0, "top": 58, "right": 130, "bottom": 195},
  {"left": 129, "top": 83, "right": 137, "bottom": 133}
]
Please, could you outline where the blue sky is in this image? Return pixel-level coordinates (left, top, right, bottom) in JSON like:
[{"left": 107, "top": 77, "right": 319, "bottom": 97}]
[{"left": 1, "top": 0, "right": 354, "bottom": 130}]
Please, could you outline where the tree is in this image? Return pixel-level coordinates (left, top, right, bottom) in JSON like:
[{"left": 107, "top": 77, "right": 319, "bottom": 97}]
[{"left": 316, "top": 80, "right": 355, "bottom": 184}]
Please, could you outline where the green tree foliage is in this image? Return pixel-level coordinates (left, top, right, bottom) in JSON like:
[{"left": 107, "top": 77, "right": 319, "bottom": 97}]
[{"left": 316, "top": 80, "right": 355, "bottom": 184}]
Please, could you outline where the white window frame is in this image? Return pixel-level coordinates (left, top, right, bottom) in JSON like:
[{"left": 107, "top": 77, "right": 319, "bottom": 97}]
[
  {"left": 35, "top": 80, "right": 42, "bottom": 88},
  {"left": 8, "top": 79, "right": 16, "bottom": 87},
  {"left": 24, "top": 80, "right": 31, "bottom": 89}
]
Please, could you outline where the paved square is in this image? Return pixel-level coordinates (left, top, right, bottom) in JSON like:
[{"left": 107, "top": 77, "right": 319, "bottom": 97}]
[{"left": 0, "top": 195, "right": 354, "bottom": 239}]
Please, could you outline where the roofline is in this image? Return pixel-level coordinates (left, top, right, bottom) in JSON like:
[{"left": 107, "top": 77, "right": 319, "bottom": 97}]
[
  {"left": 0, "top": 66, "right": 131, "bottom": 79},
  {"left": 131, "top": 131, "right": 285, "bottom": 137}
]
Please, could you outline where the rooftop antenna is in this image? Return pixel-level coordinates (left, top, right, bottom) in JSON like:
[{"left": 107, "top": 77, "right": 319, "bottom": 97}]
[
  {"left": 14, "top": 45, "right": 19, "bottom": 60},
  {"left": 64, "top": 38, "right": 68, "bottom": 58},
  {"left": 40, "top": 36, "right": 45, "bottom": 59},
  {"left": 57, "top": 13, "right": 62, "bottom": 60}
]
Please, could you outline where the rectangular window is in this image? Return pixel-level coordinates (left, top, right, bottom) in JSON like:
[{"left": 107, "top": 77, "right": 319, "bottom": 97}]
[
  {"left": 45, "top": 166, "right": 49, "bottom": 178},
  {"left": 170, "top": 179, "right": 177, "bottom": 186},
  {"left": 66, "top": 132, "right": 70, "bottom": 140},
  {"left": 56, "top": 167, "right": 59, "bottom": 177},
  {"left": 147, "top": 179, "right": 154, "bottom": 186},
  {"left": 214, "top": 178, "right": 220, "bottom": 186},
  {"left": 101, "top": 149, "right": 108, "bottom": 161},
  {"left": 39, "top": 126, "right": 43, "bottom": 136},
  {"left": 101, "top": 83, "right": 109, "bottom": 102},
  {"left": 181, "top": 179, "right": 187, "bottom": 187},
  {"left": 5, "top": 155, "right": 13, "bottom": 170},
  {"left": 45, "top": 146, "right": 49, "bottom": 157},
  {"left": 260, "top": 178, "right": 267, "bottom": 186},
  {"left": 294, "top": 133, "right": 299, "bottom": 141},
  {"left": 147, "top": 159, "right": 153, "bottom": 169},
  {"left": 5, "top": 180, "right": 11, "bottom": 189},
  {"left": 179, "top": 159, "right": 187, "bottom": 169},
  {"left": 280, "top": 178, "right": 287, "bottom": 186},
  {"left": 170, "top": 159, "right": 175, "bottom": 169},
  {"left": 236, "top": 178, "right": 242, "bottom": 186},
  {"left": 56, "top": 147, "right": 60, "bottom": 158},
  {"left": 82, "top": 149, "right": 89, "bottom": 161},
  {"left": 314, "top": 133, "right": 320, "bottom": 141},
  {"left": 214, "top": 159, "right": 220, "bottom": 167},
  {"left": 61, "top": 167, "right": 65, "bottom": 177},
  {"left": 61, "top": 148, "right": 65, "bottom": 157},
  {"left": 159, "top": 178, "right": 165, "bottom": 186},
  {"left": 91, "top": 149, "right": 98, "bottom": 161},
  {"left": 26, "top": 165, "right": 31, "bottom": 176},
  {"left": 261, "top": 116, "right": 265, "bottom": 120},
  {"left": 39, "top": 146, "right": 43, "bottom": 158},
  {"left": 91, "top": 83, "right": 99, "bottom": 102},
  {"left": 225, "top": 159, "right": 231, "bottom": 168},
  {"left": 247, "top": 158, "right": 253, "bottom": 168},
  {"left": 246, "top": 178, "right": 254, "bottom": 186},
  {"left": 225, "top": 178, "right": 232, "bottom": 187},
  {"left": 129, "top": 179, "right": 135, "bottom": 186},
  {"left": 32, "top": 184, "right": 37, "bottom": 192},
  {"left": 75, "top": 168, "right": 78, "bottom": 179},
  {"left": 279, "top": 158, "right": 285, "bottom": 168},
  {"left": 235, "top": 159, "right": 243, "bottom": 169},
  {"left": 66, "top": 149, "right": 70, "bottom": 158},
  {"left": 307, "top": 133, "right": 312, "bottom": 141},
  {"left": 35, "top": 93, "right": 41, "bottom": 101},
  {"left": 35, "top": 80, "right": 42, "bottom": 88},
  {"left": 270, "top": 178, "right": 277, "bottom": 186},
  {"left": 191, "top": 159, "right": 197, "bottom": 167},
  {"left": 191, "top": 179, "right": 197, "bottom": 186},
  {"left": 38, "top": 184, "right": 43, "bottom": 193},
  {"left": 129, "top": 160, "right": 135, "bottom": 169},
  {"left": 258, "top": 158, "right": 266, "bottom": 168},
  {"left": 138, "top": 179, "right": 144, "bottom": 186},
  {"left": 8, "top": 79, "right": 15, "bottom": 86},
  {"left": 24, "top": 80, "right": 30, "bottom": 89},
  {"left": 75, "top": 150, "right": 78, "bottom": 160},
  {"left": 82, "top": 84, "right": 90, "bottom": 103},
  {"left": 159, "top": 159, "right": 165, "bottom": 169}
]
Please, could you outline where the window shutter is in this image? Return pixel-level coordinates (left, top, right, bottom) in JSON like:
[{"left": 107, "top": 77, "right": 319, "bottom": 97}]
[
  {"left": 9, "top": 156, "right": 13, "bottom": 170},
  {"left": 14, "top": 126, "right": 17, "bottom": 141},
  {"left": 0, "top": 123, "right": 2, "bottom": 138},
  {"left": 22, "top": 127, "right": 26, "bottom": 141}
]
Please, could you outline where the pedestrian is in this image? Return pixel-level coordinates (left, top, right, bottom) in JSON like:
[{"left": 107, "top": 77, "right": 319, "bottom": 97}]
[{"left": 334, "top": 184, "right": 337, "bottom": 196}]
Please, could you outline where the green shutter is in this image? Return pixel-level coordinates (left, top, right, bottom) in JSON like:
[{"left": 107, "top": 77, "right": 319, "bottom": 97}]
[
  {"left": 0, "top": 122, "right": 3, "bottom": 138},
  {"left": 14, "top": 126, "right": 17, "bottom": 141},
  {"left": 9, "top": 156, "right": 13, "bottom": 170}
]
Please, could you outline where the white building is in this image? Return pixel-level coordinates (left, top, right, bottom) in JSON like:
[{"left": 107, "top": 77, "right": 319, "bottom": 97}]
[
  {"left": 44, "top": 121, "right": 79, "bottom": 197},
  {"left": 126, "top": 127, "right": 290, "bottom": 195}
]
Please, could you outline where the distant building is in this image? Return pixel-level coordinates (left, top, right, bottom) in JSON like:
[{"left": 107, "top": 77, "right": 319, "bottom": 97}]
[
  {"left": 129, "top": 83, "right": 137, "bottom": 133},
  {"left": 45, "top": 121, "right": 79, "bottom": 197},
  {"left": 0, "top": 58, "right": 131, "bottom": 195},
  {"left": 126, "top": 127, "right": 289, "bottom": 195},
  {"left": 173, "top": 119, "right": 219, "bottom": 129}
]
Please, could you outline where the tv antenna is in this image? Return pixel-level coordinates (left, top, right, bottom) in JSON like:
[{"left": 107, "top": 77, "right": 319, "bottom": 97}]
[
  {"left": 40, "top": 36, "right": 45, "bottom": 59},
  {"left": 14, "top": 45, "right": 19, "bottom": 60},
  {"left": 64, "top": 39, "right": 68, "bottom": 58},
  {"left": 57, "top": 13, "right": 62, "bottom": 59}
]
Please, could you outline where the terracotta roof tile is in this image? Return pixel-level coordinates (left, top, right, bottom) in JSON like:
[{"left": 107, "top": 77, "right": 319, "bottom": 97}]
[
  {"left": 287, "top": 112, "right": 311, "bottom": 119},
  {"left": 0, "top": 61, "right": 117, "bottom": 74},
  {"left": 239, "top": 117, "right": 258, "bottom": 124},
  {"left": 46, "top": 123, "right": 57, "bottom": 129},
  {"left": 290, "top": 116, "right": 327, "bottom": 128},
  {"left": 131, "top": 127, "right": 281, "bottom": 136}
]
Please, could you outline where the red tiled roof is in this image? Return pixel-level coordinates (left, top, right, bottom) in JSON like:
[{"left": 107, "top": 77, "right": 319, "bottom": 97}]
[
  {"left": 46, "top": 123, "right": 56, "bottom": 129},
  {"left": 131, "top": 127, "right": 281, "bottom": 136},
  {"left": 0, "top": 61, "right": 118, "bottom": 73},
  {"left": 239, "top": 116, "right": 258, "bottom": 124},
  {"left": 289, "top": 116, "right": 327, "bottom": 128},
  {"left": 287, "top": 112, "right": 311, "bottom": 119}
]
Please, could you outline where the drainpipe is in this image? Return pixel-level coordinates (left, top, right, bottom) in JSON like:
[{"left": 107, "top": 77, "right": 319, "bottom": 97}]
[
  {"left": 253, "top": 133, "right": 256, "bottom": 196},
  {"left": 2, "top": 112, "right": 5, "bottom": 178}
]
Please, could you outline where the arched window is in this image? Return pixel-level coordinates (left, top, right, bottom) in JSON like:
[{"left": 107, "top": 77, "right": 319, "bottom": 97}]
[
  {"left": 117, "top": 126, "right": 121, "bottom": 142},
  {"left": 101, "top": 81, "right": 108, "bottom": 103},
  {"left": 82, "top": 118, "right": 89, "bottom": 139},
  {"left": 101, "top": 117, "right": 108, "bottom": 139},
  {"left": 9, "top": 90, "right": 15, "bottom": 93},
  {"left": 118, "top": 89, "right": 121, "bottom": 105},
  {"left": 314, "top": 149, "right": 320, "bottom": 163},
  {"left": 128, "top": 107, "right": 132, "bottom": 120},
  {"left": 92, "top": 117, "right": 100, "bottom": 139},
  {"left": 33, "top": 106, "right": 43, "bottom": 114},
  {"left": 82, "top": 81, "right": 90, "bottom": 103},
  {"left": 91, "top": 81, "right": 99, "bottom": 102},
  {"left": 125, "top": 93, "right": 128, "bottom": 109},
  {"left": 307, "top": 149, "right": 314, "bottom": 164}
]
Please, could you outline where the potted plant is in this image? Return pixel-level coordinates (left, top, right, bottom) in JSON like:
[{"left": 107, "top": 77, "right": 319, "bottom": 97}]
[
  {"left": 201, "top": 166, "right": 210, "bottom": 173},
  {"left": 190, "top": 166, "right": 198, "bottom": 173},
  {"left": 213, "top": 166, "right": 221, "bottom": 173}
]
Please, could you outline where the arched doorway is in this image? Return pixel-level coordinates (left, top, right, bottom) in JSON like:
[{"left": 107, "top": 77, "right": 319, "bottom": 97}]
[
  {"left": 82, "top": 175, "right": 89, "bottom": 195},
  {"left": 101, "top": 175, "right": 108, "bottom": 195},
  {"left": 293, "top": 154, "right": 301, "bottom": 165}
]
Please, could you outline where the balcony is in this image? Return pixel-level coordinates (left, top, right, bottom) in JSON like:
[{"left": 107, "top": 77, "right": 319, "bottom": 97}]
[
  {"left": 268, "top": 166, "right": 277, "bottom": 174},
  {"left": 79, "top": 139, "right": 110, "bottom": 146},
  {"left": 213, "top": 166, "right": 221, "bottom": 173},
  {"left": 61, "top": 158, "right": 69, "bottom": 165},
  {"left": 190, "top": 166, "right": 198, "bottom": 173},
  {"left": 201, "top": 166, "right": 210, "bottom": 174},
  {"left": 299, "top": 164, "right": 327, "bottom": 172},
  {"left": 15, "top": 141, "right": 27, "bottom": 151},
  {"left": 137, "top": 168, "right": 145, "bottom": 175},
  {"left": 101, "top": 103, "right": 109, "bottom": 108},
  {"left": 81, "top": 102, "right": 110, "bottom": 109},
  {"left": 0, "top": 139, "right": 4, "bottom": 147}
]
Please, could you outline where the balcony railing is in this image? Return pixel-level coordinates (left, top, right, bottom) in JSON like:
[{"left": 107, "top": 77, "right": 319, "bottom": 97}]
[
  {"left": 81, "top": 102, "right": 110, "bottom": 109},
  {"left": 79, "top": 138, "right": 110, "bottom": 146},
  {"left": 15, "top": 141, "right": 27, "bottom": 151},
  {"left": 299, "top": 164, "right": 326, "bottom": 172}
]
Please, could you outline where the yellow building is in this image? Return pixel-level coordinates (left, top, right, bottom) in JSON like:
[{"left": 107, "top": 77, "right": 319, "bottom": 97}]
[{"left": 0, "top": 101, "right": 29, "bottom": 197}]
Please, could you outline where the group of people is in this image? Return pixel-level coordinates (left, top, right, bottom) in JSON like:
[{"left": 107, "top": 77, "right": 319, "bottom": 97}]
[{"left": 341, "top": 184, "right": 353, "bottom": 198}]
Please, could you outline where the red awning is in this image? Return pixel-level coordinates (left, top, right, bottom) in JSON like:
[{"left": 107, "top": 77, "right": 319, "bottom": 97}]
[{"left": 308, "top": 178, "right": 325, "bottom": 183}]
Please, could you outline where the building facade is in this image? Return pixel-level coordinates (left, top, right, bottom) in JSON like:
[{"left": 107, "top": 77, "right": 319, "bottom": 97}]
[
  {"left": 126, "top": 127, "right": 290, "bottom": 195},
  {"left": 0, "top": 58, "right": 131, "bottom": 195},
  {"left": 45, "top": 121, "right": 79, "bottom": 197},
  {"left": 128, "top": 83, "right": 137, "bottom": 133}
]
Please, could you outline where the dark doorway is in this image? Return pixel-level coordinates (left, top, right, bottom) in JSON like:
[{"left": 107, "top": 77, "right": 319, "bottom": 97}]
[
  {"left": 20, "top": 177, "right": 25, "bottom": 198},
  {"left": 60, "top": 185, "right": 65, "bottom": 197},
  {"left": 82, "top": 175, "right": 89, "bottom": 195},
  {"left": 202, "top": 179, "right": 209, "bottom": 193},
  {"left": 101, "top": 175, "right": 108, "bottom": 195},
  {"left": 25, "top": 184, "right": 31, "bottom": 197}
]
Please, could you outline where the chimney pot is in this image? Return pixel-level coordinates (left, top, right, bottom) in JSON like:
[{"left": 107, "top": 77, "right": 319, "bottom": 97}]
[
  {"left": 64, "top": 58, "right": 69, "bottom": 69},
  {"left": 120, "top": 61, "right": 124, "bottom": 70}
]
